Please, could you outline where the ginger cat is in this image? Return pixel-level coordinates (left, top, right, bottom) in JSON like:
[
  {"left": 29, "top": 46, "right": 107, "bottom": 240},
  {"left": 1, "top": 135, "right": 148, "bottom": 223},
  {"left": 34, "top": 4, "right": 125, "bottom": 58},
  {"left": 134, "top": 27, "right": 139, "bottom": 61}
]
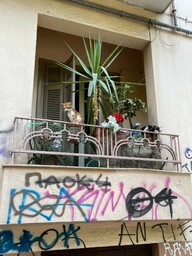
[{"left": 62, "top": 102, "right": 84, "bottom": 124}]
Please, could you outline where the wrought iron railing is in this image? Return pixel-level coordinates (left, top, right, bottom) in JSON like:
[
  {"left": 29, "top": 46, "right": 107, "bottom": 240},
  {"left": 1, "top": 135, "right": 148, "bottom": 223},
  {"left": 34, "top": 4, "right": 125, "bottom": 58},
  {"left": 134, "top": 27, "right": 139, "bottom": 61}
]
[{"left": 11, "top": 117, "right": 182, "bottom": 171}]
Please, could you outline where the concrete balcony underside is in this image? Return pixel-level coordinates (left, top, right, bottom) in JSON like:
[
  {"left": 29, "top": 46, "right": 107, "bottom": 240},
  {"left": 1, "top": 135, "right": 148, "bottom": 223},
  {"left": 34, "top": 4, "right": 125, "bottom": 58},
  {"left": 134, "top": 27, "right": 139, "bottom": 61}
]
[{"left": 118, "top": 0, "right": 173, "bottom": 13}]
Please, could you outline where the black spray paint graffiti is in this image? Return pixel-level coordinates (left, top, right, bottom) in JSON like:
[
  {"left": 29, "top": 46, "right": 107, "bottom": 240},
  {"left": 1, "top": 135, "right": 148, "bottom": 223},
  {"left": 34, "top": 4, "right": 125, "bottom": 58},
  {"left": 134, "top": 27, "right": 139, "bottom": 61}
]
[
  {"left": 182, "top": 147, "right": 192, "bottom": 172},
  {"left": 0, "top": 224, "right": 85, "bottom": 255},
  {"left": 1, "top": 221, "right": 192, "bottom": 254},
  {"left": 8, "top": 186, "right": 180, "bottom": 224},
  {"left": 164, "top": 242, "right": 192, "bottom": 256},
  {"left": 0, "top": 125, "right": 14, "bottom": 158},
  {"left": 10, "top": 188, "right": 89, "bottom": 222},
  {"left": 25, "top": 172, "right": 111, "bottom": 192},
  {"left": 126, "top": 187, "right": 177, "bottom": 218},
  {"left": 118, "top": 221, "right": 192, "bottom": 246}
]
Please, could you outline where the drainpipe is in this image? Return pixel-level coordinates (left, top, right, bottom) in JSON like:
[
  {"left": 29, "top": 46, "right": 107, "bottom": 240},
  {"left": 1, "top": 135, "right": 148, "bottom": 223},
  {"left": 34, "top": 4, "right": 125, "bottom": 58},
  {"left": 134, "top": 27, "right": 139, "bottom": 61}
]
[
  {"left": 172, "top": 0, "right": 178, "bottom": 27},
  {"left": 69, "top": 0, "right": 192, "bottom": 36}
]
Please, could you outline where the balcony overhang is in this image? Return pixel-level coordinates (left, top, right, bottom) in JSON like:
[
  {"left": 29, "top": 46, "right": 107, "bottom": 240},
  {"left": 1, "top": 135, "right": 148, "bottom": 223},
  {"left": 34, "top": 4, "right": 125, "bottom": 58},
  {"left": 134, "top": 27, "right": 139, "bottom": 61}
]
[
  {"left": 2, "top": 165, "right": 192, "bottom": 224},
  {"left": 118, "top": 0, "right": 173, "bottom": 13},
  {"left": 1, "top": 164, "right": 192, "bottom": 254}
]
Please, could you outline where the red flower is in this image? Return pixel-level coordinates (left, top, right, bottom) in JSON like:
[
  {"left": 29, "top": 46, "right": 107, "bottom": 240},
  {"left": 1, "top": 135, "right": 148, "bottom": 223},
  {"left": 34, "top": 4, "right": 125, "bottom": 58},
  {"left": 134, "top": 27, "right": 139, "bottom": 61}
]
[{"left": 113, "top": 112, "right": 124, "bottom": 123}]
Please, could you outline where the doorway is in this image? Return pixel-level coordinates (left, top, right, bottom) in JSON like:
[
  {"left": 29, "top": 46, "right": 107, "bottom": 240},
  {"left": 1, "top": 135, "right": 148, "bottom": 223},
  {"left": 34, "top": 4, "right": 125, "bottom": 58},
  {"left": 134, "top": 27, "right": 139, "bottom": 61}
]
[{"left": 42, "top": 244, "right": 153, "bottom": 256}]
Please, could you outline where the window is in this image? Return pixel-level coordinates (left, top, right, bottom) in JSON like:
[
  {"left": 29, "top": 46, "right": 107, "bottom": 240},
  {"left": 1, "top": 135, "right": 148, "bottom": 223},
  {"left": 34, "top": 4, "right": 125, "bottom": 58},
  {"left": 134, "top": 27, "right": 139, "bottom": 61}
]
[{"left": 36, "top": 57, "right": 108, "bottom": 124}]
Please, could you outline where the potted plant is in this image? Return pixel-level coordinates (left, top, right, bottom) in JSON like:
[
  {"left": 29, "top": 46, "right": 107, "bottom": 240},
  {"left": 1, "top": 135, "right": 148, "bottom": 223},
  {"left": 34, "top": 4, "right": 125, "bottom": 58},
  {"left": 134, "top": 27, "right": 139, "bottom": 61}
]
[
  {"left": 54, "top": 34, "right": 123, "bottom": 125},
  {"left": 114, "top": 84, "right": 147, "bottom": 129},
  {"left": 100, "top": 112, "right": 124, "bottom": 133}
]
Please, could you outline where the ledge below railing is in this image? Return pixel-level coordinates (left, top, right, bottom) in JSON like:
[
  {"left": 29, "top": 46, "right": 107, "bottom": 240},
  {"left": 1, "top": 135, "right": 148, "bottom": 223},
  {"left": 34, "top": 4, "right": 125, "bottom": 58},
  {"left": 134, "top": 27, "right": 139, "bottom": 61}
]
[{"left": 11, "top": 117, "right": 182, "bottom": 171}]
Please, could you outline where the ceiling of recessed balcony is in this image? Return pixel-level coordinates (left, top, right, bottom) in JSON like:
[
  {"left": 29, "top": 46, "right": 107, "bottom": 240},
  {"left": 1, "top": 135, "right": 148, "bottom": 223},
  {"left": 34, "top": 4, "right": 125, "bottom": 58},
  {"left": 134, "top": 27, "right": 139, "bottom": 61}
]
[{"left": 117, "top": 0, "right": 173, "bottom": 13}]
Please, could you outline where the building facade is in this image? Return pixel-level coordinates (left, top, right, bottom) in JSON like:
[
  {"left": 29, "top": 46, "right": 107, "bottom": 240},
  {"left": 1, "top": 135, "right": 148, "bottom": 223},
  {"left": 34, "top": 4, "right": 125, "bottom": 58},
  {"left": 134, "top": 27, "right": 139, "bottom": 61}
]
[{"left": 0, "top": 0, "right": 192, "bottom": 255}]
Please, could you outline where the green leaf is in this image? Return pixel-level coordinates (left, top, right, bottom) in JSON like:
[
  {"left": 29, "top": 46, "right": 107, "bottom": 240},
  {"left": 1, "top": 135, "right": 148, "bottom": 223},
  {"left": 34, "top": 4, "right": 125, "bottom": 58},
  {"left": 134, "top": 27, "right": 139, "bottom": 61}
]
[
  {"left": 98, "top": 79, "right": 109, "bottom": 93},
  {"left": 92, "top": 73, "right": 98, "bottom": 86},
  {"left": 86, "top": 96, "right": 94, "bottom": 124},
  {"left": 65, "top": 43, "right": 92, "bottom": 77},
  {"left": 100, "top": 66, "right": 118, "bottom": 101},
  {"left": 98, "top": 99, "right": 108, "bottom": 121},
  {"left": 54, "top": 61, "right": 89, "bottom": 79},
  {"left": 88, "top": 81, "right": 94, "bottom": 97},
  {"left": 83, "top": 37, "right": 93, "bottom": 71},
  {"left": 102, "top": 44, "right": 123, "bottom": 70}
]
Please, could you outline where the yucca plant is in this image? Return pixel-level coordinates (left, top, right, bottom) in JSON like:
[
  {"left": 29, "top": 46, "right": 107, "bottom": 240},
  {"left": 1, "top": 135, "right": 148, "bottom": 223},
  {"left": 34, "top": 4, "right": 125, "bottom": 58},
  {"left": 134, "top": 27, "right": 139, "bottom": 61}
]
[{"left": 55, "top": 35, "right": 123, "bottom": 125}]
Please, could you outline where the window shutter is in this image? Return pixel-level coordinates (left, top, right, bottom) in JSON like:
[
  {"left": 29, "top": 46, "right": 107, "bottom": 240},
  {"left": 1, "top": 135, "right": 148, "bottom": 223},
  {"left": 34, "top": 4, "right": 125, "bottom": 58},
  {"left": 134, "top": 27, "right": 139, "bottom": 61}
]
[
  {"left": 46, "top": 88, "right": 61, "bottom": 120},
  {"left": 44, "top": 66, "right": 64, "bottom": 120},
  {"left": 37, "top": 57, "right": 77, "bottom": 121}
]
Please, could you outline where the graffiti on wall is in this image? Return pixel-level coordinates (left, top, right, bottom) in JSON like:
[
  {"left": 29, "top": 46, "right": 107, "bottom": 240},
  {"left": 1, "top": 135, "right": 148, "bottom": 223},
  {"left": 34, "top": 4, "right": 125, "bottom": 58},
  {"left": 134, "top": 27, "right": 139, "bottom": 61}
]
[
  {"left": 0, "top": 223, "right": 85, "bottom": 255},
  {"left": 2, "top": 168, "right": 192, "bottom": 254},
  {"left": 0, "top": 220, "right": 192, "bottom": 255},
  {"left": 164, "top": 242, "right": 192, "bottom": 256},
  {"left": 6, "top": 172, "right": 192, "bottom": 224},
  {"left": 182, "top": 147, "right": 192, "bottom": 172},
  {"left": 118, "top": 220, "right": 192, "bottom": 246},
  {"left": 0, "top": 126, "right": 13, "bottom": 158}
]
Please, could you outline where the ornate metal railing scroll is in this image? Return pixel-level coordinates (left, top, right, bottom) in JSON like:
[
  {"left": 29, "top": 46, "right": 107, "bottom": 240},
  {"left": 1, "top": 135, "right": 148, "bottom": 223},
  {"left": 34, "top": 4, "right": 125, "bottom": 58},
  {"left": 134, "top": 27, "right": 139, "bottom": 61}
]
[{"left": 11, "top": 117, "right": 182, "bottom": 171}]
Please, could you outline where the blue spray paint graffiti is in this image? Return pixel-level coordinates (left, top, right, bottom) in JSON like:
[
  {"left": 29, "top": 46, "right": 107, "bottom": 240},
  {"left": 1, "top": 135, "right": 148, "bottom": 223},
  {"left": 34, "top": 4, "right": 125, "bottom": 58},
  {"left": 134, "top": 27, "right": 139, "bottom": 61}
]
[
  {"left": 182, "top": 147, "right": 192, "bottom": 172},
  {"left": 0, "top": 125, "right": 13, "bottom": 158},
  {"left": 0, "top": 136, "right": 11, "bottom": 158},
  {"left": 7, "top": 187, "right": 91, "bottom": 224},
  {"left": 0, "top": 224, "right": 85, "bottom": 254}
]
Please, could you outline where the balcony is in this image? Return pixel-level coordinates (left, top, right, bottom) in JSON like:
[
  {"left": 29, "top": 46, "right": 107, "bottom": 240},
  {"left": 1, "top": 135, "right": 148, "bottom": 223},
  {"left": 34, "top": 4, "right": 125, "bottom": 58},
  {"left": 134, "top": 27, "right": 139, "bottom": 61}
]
[
  {"left": 3, "top": 117, "right": 192, "bottom": 226},
  {"left": 11, "top": 117, "right": 181, "bottom": 171}
]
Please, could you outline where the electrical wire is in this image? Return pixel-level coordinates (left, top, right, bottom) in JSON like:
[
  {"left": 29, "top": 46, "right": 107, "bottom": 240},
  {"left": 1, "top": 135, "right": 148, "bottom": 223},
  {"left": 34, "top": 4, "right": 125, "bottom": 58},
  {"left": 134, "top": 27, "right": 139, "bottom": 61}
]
[
  {"left": 158, "top": 26, "right": 182, "bottom": 46},
  {"left": 149, "top": 24, "right": 158, "bottom": 42}
]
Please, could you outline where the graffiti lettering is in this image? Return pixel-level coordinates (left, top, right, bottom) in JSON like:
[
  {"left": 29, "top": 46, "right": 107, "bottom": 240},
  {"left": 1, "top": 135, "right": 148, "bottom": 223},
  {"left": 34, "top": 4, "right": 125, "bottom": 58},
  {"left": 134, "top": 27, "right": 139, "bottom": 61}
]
[
  {"left": 25, "top": 172, "right": 111, "bottom": 191},
  {"left": 7, "top": 181, "right": 192, "bottom": 224},
  {"left": 182, "top": 147, "right": 192, "bottom": 172},
  {"left": 8, "top": 182, "right": 125, "bottom": 223},
  {"left": 126, "top": 187, "right": 177, "bottom": 218},
  {"left": 185, "top": 148, "right": 192, "bottom": 159},
  {"left": 0, "top": 224, "right": 84, "bottom": 254},
  {"left": 119, "top": 221, "right": 192, "bottom": 246},
  {"left": 10, "top": 188, "right": 89, "bottom": 222},
  {"left": 118, "top": 222, "right": 147, "bottom": 245},
  {"left": 7, "top": 175, "right": 192, "bottom": 224},
  {"left": 164, "top": 242, "right": 192, "bottom": 256},
  {"left": 0, "top": 221, "right": 192, "bottom": 254}
]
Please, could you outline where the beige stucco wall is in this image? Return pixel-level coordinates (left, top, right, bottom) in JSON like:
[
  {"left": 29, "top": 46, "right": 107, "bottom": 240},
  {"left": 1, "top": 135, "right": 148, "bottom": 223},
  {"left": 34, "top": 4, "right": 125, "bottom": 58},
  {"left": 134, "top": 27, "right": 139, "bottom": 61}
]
[
  {"left": 2, "top": 165, "right": 192, "bottom": 224},
  {"left": 143, "top": 0, "right": 192, "bottom": 172},
  {"left": 144, "top": 31, "right": 192, "bottom": 172},
  {"left": 1, "top": 0, "right": 192, "bottom": 255},
  {"left": 1, "top": 165, "right": 192, "bottom": 254},
  {"left": 0, "top": 0, "right": 192, "bottom": 169}
]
